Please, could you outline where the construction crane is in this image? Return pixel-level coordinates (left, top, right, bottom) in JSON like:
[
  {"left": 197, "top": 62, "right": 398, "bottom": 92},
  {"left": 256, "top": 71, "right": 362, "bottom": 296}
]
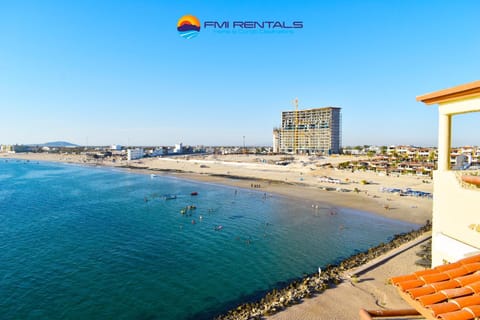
[{"left": 293, "top": 98, "right": 299, "bottom": 154}]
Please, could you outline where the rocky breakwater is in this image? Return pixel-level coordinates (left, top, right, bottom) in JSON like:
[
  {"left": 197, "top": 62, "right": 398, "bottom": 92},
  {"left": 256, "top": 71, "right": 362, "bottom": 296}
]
[{"left": 215, "top": 222, "right": 432, "bottom": 320}]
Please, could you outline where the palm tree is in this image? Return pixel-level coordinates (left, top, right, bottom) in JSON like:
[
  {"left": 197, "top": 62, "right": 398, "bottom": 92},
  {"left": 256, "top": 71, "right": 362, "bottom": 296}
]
[{"left": 380, "top": 146, "right": 388, "bottom": 155}]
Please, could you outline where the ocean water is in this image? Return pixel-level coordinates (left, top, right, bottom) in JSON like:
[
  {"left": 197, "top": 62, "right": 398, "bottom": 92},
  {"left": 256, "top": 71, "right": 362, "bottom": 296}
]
[{"left": 0, "top": 159, "right": 417, "bottom": 319}]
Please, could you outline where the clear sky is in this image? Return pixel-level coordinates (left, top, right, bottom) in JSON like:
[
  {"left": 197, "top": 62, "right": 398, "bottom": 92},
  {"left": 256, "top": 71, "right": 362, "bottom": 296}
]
[{"left": 1, "top": 0, "right": 480, "bottom": 147}]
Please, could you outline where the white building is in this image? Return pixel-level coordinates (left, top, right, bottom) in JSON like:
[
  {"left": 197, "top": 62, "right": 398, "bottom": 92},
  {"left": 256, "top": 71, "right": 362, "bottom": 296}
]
[
  {"left": 150, "top": 148, "right": 166, "bottom": 156},
  {"left": 1, "top": 145, "right": 15, "bottom": 153},
  {"left": 111, "top": 144, "right": 122, "bottom": 151},
  {"left": 174, "top": 143, "right": 183, "bottom": 154},
  {"left": 272, "top": 129, "right": 280, "bottom": 153},
  {"left": 127, "top": 148, "right": 144, "bottom": 161}
]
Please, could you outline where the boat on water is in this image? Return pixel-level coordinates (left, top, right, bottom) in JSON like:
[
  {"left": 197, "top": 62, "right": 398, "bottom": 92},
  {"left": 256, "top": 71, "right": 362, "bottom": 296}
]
[
  {"left": 164, "top": 194, "right": 177, "bottom": 200},
  {"left": 190, "top": 192, "right": 198, "bottom": 196},
  {"left": 150, "top": 174, "right": 158, "bottom": 178}
]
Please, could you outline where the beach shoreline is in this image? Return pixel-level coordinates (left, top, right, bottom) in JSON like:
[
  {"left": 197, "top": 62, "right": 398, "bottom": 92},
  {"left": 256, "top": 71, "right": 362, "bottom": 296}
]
[
  {"left": 1, "top": 153, "right": 433, "bottom": 225},
  {"left": 214, "top": 225, "right": 432, "bottom": 320},
  {"left": 263, "top": 232, "right": 432, "bottom": 320},
  {"left": 2, "top": 153, "right": 434, "bottom": 319}
]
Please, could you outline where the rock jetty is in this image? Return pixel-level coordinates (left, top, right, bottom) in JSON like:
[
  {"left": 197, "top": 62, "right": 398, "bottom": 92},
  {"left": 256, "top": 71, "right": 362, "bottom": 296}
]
[{"left": 215, "top": 222, "right": 432, "bottom": 320}]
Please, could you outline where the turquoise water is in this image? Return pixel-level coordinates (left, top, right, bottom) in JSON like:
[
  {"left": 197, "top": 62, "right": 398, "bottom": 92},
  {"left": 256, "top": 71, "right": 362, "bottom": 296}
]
[{"left": 0, "top": 159, "right": 417, "bottom": 319}]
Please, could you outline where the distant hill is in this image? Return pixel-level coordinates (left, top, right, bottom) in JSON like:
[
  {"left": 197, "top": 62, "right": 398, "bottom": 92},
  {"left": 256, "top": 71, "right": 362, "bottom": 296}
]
[{"left": 37, "top": 141, "right": 79, "bottom": 147}]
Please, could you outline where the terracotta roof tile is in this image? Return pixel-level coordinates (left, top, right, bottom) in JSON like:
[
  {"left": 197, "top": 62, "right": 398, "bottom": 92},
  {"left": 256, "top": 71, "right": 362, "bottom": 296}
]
[
  {"left": 390, "top": 253, "right": 480, "bottom": 319},
  {"left": 398, "top": 279, "right": 425, "bottom": 291},
  {"left": 417, "top": 292, "right": 450, "bottom": 306},
  {"left": 408, "top": 286, "right": 436, "bottom": 298},
  {"left": 438, "top": 309, "right": 476, "bottom": 320},
  {"left": 455, "top": 273, "right": 480, "bottom": 286},
  {"left": 445, "top": 267, "right": 469, "bottom": 279},
  {"left": 421, "top": 273, "right": 450, "bottom": 284},
  {"left": 463, "top": 263, "right": 480, "bottom": 273},
  {"left": 436, "top": 262, "right": 463, "bottom": 272},
  {"left": 452, "top": 295, "right": 480, "bottom": 308},
  {"left": 390, "top": 274, "right": 417, "bottom": 283},
  {"left": 431, "top": 280, "right": 460, "bottom": 291},
  {"left": 459, "top": 255, "right": 480, "bottom": 265},
  {"left": 465, "top": 281, "right": 480, "bottom": 294},
  {"left": 416, "top": 269, "right": 441, "bottom": 277},
  {"left": 427, "top": 302, "right": 460, "bottom": 317}
]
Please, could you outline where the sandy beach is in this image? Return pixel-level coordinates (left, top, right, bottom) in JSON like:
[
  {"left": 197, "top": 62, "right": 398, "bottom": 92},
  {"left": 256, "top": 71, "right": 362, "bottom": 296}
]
[
  {"left": 266, "top": 235, "right": 429, "bottom": 320},
  {"left": 2, "top": 153, "right": 433, "bottom": 225},
  {"left": 2, "top": 152, "right": 433, "bottom": 319}
]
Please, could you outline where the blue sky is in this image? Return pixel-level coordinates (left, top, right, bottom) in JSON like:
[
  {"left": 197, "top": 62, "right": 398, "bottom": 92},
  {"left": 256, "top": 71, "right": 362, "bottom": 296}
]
[{"left": 1, "top": 0, "right": 480, "bottom": 147}]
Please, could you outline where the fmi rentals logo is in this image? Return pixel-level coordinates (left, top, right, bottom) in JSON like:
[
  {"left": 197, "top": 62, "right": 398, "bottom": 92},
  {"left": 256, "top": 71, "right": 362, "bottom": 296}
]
[
  {"left": 177, "top": 15, "right": 201, "bottom": 39},
  {"left": 177, "top": 14, "right": 304, "bottom": 39}
]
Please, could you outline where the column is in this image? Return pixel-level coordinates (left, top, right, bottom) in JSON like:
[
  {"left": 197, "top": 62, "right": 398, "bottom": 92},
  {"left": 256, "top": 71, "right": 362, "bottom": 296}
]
[{"left": 437, "top": 113, "right": 451, "bottom": 171}]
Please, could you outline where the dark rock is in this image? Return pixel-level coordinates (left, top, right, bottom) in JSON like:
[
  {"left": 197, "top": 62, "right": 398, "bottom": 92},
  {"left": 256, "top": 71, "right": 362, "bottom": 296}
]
[{"left": 214, "top": 222, "right": 432, "bottom": 320}]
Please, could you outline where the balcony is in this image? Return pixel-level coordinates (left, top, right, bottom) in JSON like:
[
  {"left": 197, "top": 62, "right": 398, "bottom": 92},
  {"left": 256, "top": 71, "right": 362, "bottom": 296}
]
[{"left": 417, "top": 80, "right": 480, "bottom": 267}]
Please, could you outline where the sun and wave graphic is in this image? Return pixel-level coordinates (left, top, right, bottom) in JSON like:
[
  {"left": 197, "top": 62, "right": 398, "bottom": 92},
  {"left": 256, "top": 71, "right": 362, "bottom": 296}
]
[{"left": 177, "top": 15, "right": 201, "bottom": 39}]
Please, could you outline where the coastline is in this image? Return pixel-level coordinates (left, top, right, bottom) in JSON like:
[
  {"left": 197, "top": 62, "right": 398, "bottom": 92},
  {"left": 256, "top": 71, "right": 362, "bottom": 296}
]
[
  {"left": 215, "top": 224, "right": 431, "bottom": 320},
  {"left": 1, "top": 153, "right": 433, "bottom": 225},
  {"left": 2, "top": 153, "right": 434, "bottom": 319}
]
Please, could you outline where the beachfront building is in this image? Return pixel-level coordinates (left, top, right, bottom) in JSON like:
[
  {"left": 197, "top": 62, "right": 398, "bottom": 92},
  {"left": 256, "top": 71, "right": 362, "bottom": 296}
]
[
  {"left": 149, "top": 148, "right": 166, "bottom": 157},
  {"left": 110, "top": 144, "right": 122, "bottom": 151},
  {"left": 272, "top": 129, "right": 280, "bottom": 153},
  {"left": 274, "top": 107, "right": 341, "bottom": 155},
  {"left": 127, "top": 148, "right": 144, "bottom": 161},
  {"left": 417, "top": 80, "right": 480, "bottom": 267},
  {"left": 1, "top": 145, "right": 16, "bottom": 153},
  {"left": 173, "top": 143, "right": 183, "bottom": 154}
]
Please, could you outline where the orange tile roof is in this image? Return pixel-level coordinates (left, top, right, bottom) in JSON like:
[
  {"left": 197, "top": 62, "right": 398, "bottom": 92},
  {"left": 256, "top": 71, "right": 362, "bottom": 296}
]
[
  {"left": 416, "top": 80, "right": 480, "bottom": 105},
  {"left": 462, "top": 175, "right": 480, "bottom": 187},
  {"left": 390, "top": 253, "right": 480, "bottom": 320}
]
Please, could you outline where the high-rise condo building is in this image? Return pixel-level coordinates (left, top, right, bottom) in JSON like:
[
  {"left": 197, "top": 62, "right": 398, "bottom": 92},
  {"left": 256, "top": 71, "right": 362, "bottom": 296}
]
[{"left": 273, "top": 107, "right": 341, "bottom": 155}]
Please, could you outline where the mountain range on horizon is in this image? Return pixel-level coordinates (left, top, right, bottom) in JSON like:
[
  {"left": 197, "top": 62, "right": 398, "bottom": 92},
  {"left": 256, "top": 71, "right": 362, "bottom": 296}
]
[{"left": 30, "top": 141, "right": 79, "bottom": 147}]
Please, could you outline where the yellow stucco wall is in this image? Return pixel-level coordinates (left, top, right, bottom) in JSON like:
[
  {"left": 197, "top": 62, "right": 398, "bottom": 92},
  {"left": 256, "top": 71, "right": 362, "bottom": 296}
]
[{"left": 432, "top": 170, "right": 480, "bottom": 266}]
